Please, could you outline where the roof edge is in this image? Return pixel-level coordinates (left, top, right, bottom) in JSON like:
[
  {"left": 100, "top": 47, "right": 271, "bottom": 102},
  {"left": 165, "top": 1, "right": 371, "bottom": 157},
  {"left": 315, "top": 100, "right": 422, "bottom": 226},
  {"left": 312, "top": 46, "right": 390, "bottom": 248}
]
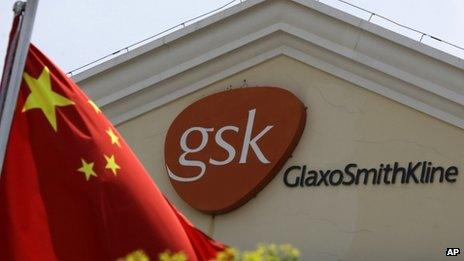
[{"left": 73, "top": 0, "right": 464, "bottom": 83}]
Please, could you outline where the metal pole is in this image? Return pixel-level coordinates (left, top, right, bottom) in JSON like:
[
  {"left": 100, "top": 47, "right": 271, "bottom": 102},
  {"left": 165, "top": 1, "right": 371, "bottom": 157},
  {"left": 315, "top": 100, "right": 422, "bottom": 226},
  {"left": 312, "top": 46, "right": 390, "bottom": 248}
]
[
  {"left": 0, "top": 2, "right": 25, "bottom": 119},
  {"left": 0, "top": 0, "right": 40, "bottom": 174}
]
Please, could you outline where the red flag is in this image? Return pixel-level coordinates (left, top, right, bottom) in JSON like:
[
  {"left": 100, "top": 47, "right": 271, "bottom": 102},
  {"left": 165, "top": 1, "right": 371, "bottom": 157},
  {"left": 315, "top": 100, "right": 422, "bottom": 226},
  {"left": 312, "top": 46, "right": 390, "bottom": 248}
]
[{"left": 0, "top": 42, "right": 225, "bottom": 260}]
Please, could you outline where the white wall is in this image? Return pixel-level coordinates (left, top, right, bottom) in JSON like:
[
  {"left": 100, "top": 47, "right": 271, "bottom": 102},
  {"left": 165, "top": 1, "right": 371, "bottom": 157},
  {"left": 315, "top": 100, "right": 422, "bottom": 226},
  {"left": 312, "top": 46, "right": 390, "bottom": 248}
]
[{"left": 117, "top": 56, "right": 464, "bottom": 260}]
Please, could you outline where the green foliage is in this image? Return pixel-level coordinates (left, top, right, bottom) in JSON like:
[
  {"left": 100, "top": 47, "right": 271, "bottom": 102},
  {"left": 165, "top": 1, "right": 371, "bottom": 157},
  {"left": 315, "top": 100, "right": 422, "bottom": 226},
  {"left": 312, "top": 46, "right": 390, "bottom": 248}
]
[
  {"left": 216, "top": 244, "right": 300, "bottom": 261},
  {"left": 119, "top": 249, "right": 150, "bottom": 261},
  {"left": 158, "top": 243, "right": 300, "bottom": 261},
  {"left": 159, "top": 250, "right": 187, "bottom": 261}
]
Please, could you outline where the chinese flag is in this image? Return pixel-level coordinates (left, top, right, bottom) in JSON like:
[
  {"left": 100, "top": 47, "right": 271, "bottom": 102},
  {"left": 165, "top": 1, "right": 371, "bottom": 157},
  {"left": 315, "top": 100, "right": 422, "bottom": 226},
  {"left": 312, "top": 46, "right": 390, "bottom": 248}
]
[{"left": 0, "top": 41, "right": 225, "bottom": 260}]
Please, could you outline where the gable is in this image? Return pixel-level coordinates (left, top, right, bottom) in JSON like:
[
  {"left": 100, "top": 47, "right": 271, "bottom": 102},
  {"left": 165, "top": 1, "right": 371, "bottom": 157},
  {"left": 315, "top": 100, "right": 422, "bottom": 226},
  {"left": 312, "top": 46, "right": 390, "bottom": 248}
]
[{"left": 75, "top": 0, "right": 464, "bottom": 130}]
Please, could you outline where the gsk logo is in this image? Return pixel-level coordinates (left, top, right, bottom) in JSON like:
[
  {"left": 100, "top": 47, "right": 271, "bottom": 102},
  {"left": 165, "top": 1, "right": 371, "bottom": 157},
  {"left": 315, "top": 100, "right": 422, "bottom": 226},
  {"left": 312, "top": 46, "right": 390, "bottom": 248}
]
[
  {"left": 166, "top": 108, "right": 274, "bottom": 182},
  {"left": 164, "top": 87, "right": 306, "bottom": 214}
]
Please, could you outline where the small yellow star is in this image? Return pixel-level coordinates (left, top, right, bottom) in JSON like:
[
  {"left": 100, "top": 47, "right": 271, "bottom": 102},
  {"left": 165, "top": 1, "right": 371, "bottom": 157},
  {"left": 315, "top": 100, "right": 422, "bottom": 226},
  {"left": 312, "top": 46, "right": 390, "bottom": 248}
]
[
  {"left": 88, "top": 100, "right": 101, "bottom": 113},
  {"left": 22, "top": 66, "right": 74, "bottom": 131},
  {"left": 106, "top": 128, "right": 121, "bottom": 147},
  {"left": 77, "top": 158, "right": 97, "bottom": 181},
  {"left": 104, "top": 154, "right": 121, "bottom": 175}
]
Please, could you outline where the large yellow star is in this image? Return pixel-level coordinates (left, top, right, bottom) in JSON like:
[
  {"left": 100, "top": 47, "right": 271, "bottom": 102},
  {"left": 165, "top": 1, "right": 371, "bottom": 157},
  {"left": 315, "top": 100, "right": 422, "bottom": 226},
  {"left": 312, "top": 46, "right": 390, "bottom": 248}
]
[
  {"left": 88, "top": 100, "right": 101, "bottom": 113},
  {"left": 77, "top": 159, "right": 97, "bottom": 181},
  {"left": 22, "top": 66, "right": 74, "bottom": 131},
  {"left": 106, "top": 128, "right": 121, "bottom": 147},
  {"left": 104, "top": 154, "right": 121, "bottom": 175}
]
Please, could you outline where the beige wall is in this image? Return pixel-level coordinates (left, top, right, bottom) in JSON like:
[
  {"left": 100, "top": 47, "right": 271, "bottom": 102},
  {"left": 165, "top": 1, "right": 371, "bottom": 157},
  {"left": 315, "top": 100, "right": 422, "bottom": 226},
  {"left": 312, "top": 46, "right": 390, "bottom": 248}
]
[{"left": 117, "top": 56, "right": 464, "bottom": 260}]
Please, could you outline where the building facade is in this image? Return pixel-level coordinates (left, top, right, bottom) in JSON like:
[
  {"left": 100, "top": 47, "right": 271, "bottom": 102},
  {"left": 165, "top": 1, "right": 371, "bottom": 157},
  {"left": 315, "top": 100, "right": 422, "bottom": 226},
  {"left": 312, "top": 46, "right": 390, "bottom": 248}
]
[{"left": 74, "top": 0, "right": 464, "bottom": 259}]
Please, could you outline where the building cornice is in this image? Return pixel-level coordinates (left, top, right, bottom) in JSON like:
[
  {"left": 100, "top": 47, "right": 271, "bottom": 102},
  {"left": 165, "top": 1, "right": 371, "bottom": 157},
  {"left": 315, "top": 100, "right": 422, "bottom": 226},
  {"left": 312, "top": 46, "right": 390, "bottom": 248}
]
[{"left": 74, "top": 0, "right": 464, "bottom": 129}]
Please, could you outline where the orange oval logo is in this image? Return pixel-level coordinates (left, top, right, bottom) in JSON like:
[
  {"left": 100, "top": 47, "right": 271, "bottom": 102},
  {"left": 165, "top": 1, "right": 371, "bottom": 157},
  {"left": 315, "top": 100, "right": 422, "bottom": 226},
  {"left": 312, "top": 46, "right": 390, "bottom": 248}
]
[{"left": 164, "top": 87, "right": 306, "bottom": 214}]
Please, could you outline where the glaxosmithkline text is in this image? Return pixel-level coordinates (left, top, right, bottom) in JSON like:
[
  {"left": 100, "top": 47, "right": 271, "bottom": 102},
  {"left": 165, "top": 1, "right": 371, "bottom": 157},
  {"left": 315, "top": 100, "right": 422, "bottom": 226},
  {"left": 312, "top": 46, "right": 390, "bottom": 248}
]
[{"left": 284, "top": 162, "right": 458, "bottom": 187}]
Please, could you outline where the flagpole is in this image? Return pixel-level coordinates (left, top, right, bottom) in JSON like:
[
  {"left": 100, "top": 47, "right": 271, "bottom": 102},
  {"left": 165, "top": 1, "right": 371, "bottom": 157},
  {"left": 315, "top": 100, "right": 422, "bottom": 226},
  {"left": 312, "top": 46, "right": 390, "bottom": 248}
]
[{"left": 0, "top": 0, "right": 39, "bottom": 174}]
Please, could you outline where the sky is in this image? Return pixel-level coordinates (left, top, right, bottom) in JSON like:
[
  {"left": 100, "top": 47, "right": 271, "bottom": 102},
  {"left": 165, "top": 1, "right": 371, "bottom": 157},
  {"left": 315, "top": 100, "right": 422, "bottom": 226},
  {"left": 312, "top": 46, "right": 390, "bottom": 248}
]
[{"left": 1, "top": 0, "right": 463, "bottom": 75}]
